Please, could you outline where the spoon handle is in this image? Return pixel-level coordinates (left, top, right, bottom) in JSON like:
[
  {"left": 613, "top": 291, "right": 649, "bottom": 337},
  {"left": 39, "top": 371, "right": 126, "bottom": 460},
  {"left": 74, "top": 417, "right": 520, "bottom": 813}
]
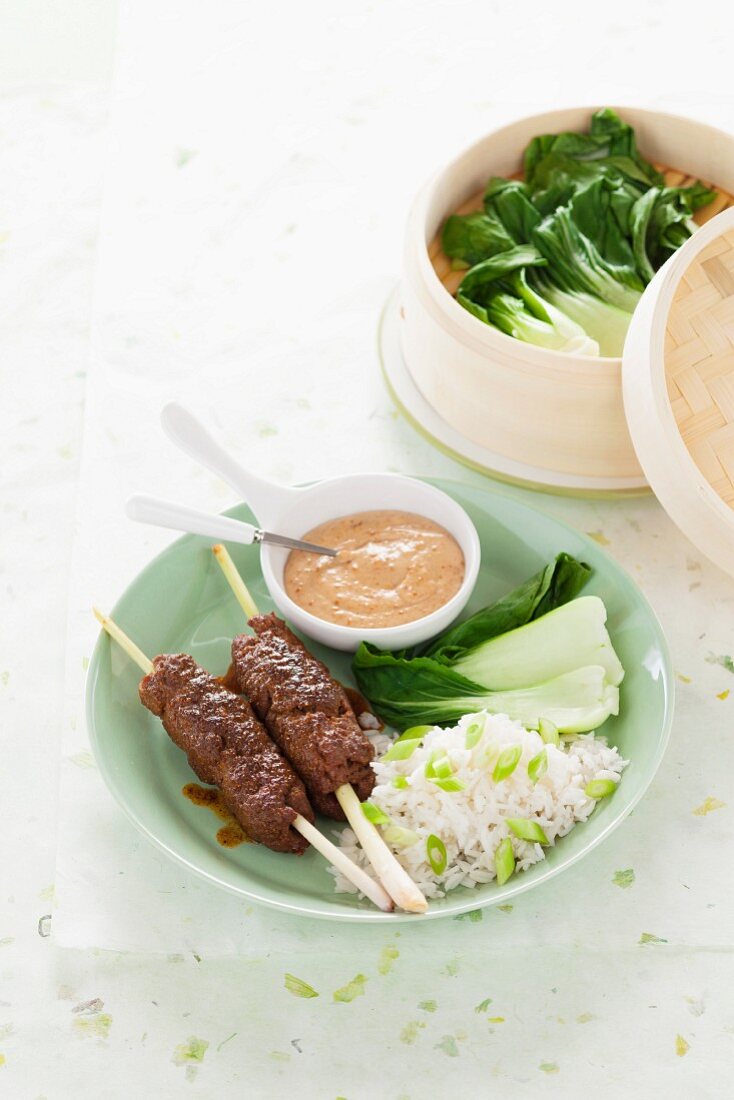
[
  {"left": 160, "top": 402, "right": 296, "bottom": 525},
  {"left": 126, "top": 493, "right": 259, "bottom": 545}
]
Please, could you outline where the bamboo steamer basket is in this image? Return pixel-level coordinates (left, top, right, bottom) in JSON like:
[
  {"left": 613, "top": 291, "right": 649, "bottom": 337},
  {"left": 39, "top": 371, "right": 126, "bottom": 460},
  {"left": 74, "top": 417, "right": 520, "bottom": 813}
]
[
  {"left": 400, "top": 106, "right": 734, "bottom": 494},
  {"left": 623, "top": 206, "right": 734, "bottom": 577}
]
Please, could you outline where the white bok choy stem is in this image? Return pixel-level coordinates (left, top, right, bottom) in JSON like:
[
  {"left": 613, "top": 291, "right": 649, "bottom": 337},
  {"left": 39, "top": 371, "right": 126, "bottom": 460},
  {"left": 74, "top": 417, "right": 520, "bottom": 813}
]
[
  {"left": 211, "top": 545, "right": 428, "bottom": 915},
  {"left": 91, "top": 607, "right": 393, "bottom": 913}
]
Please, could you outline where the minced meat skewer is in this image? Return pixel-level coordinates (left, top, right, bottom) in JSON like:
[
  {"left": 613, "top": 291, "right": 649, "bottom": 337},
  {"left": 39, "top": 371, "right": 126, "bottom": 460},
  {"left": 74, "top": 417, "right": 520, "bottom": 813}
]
[
  {"left": 211, "top": 544, "right": 428, "bottom": 914},
  {"left": 229, "top": 613, "right": 376, "bottom": 820},
  {"left": 139, "top": 652, "right": 312, "bottom": 854},
  {"left": 92, "top": 608, "right": 393, "bottom": 910}
]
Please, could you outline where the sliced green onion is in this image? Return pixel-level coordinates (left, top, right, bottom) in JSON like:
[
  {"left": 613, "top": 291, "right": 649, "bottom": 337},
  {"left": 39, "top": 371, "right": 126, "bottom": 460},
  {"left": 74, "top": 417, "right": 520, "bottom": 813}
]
[
  {"left": 396, "top": 724, "right": 433, "bottom": 743},
  {"left": 585, "top": 778, "right": 619, "bottom": 799},
  {"left": 383, "top": 825, "right": 420, "bottom": 848},
  {"left": 527, "top": 748, "right": 548, "bottom": 784},
  {"left": 430, "top": 777, "right": 465, "bottom": 792},
  {"left": 425, "top": 750, "right": 450, "bottom": 779},
  {"left": 465, "top": 721, "right": 483, "bottom": 749},
  {"left": 493, "top": 745, "right": 522, "bottom": 782},
  {"left": 426, "top": 834, "right": 447, "bottom": 875},
  {"left": 432, "top": 755, "right": 453, "bottom": 779},
  {"left": 506, "top": 818, "right": 549, "bottom": 845},
  {"left": 494, "top": 837, "right": 515, "bottom": 885},
  {"left": 361, "top": 801, "right": 390, "bottom": 826},
  {"left": 538, "top": 718, "right": 560, "bottom": 746},
  {"left": 382, "top": 739, "right": 420, "bottom": 762},
  {"left": 392, "top": 776, "right": 410, "bottom": 790}
]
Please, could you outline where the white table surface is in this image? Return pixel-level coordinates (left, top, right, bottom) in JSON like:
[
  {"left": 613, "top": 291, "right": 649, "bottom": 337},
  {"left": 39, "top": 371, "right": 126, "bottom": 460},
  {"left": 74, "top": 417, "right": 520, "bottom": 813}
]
[{"left": 2, "top": 2, "right": 734, "bottom": 1095}]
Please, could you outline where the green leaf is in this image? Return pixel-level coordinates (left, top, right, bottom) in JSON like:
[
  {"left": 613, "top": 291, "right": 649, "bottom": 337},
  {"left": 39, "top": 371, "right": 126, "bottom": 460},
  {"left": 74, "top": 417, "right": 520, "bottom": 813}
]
[
  {"left": 392, "top": 776, "right": 410, "bottom": 789},
  {"left": 630, "top": 183, "right": 715, "bottom": 283},
  {"left": 442, "top": 212, "right": 516, "bottom": 267},
  {"left": 532, "top": 203, "right": 642, "bottom": 312},
  {"left": 483, "top": 178, "right": 541, "bottom": 243},
  {"left": 284, "top": 973, "right": 319, "bottom": 999},
  {"left": 523, "top": 108, "right": 662, "bottom": 192},
  {"left": 457, "top": 245, "right": 547, "bottom": 301},
  {"left": 506, "top": 818, "right": 549, "bottom": 845},
  {"left": 333, "top": 974, "right": 368, "bottom": 1003},
  {"left": 423, "top": 553, "right": 591, "bottom": 662}
]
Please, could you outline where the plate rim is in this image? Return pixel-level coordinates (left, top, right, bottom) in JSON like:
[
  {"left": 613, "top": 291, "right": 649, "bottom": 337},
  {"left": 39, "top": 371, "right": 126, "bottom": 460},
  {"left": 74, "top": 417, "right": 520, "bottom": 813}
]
[{"left": 85, "top": 479, "right": 675, "bottom": 923}]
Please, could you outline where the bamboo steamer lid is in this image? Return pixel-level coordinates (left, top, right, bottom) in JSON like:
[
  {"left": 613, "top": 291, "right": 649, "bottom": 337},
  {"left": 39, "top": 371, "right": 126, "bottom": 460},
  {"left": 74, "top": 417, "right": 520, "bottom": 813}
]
[{"left": 623, "top": 208, "right": 734, "bottom": 577}]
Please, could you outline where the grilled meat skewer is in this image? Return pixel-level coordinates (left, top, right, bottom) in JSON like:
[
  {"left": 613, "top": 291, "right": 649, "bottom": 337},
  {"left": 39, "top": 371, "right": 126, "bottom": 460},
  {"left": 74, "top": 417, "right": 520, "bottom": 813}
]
[
  {"left": 228, "top": 613, "right": 376, "bottom": 820},
  {"left": 93, "top": 609, "right": 394, "bottom": 910},
  {"left": 210, "top": 545, "right": 429, "bottom": 914},
  {"left": 140, "top": 652, "right": 314, "bottom": 853}
]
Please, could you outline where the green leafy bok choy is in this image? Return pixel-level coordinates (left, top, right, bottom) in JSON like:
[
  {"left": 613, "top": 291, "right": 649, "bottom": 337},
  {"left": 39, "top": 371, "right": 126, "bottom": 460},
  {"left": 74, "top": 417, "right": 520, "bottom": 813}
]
[
  {"left": 352, "top": 554, "right": 624, "bottom": 735},
  {"left": 440, "top": 108, "right": 716, "bottom": 357}
]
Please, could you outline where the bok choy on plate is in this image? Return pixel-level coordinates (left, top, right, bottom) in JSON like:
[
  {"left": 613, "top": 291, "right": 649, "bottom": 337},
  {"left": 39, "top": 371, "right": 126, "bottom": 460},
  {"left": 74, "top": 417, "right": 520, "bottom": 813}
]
[{"left": 352, "top": 553, "right": 624, "bottom": 734}]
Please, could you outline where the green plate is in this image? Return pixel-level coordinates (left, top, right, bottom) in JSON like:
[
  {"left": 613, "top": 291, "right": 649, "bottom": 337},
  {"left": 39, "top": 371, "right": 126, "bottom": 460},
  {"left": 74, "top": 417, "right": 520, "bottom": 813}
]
[{"left": 86, "top": 479, "right": 673, "bottom": 922}]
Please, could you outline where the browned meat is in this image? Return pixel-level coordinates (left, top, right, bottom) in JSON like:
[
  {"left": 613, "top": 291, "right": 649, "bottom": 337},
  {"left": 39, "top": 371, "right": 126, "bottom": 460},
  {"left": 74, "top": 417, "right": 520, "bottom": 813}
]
[
  {"left": 229, "top": 613, "right": 376, "bottom": 820},
  {"left": 139, "top": 653, "right": 313, "bottom": 854}
]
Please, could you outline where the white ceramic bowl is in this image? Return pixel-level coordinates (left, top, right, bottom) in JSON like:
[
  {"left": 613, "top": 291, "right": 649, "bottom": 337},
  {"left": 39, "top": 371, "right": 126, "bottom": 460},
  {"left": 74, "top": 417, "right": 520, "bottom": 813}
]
[
  {"left": 242, "top": 472, "right": 481, "bottom": 652},
  {"left": 159, "top": 404, "right": 481, "bottom": 651},
  {"left": 400, "top": 106, "right": 734, "bottom": 490}
]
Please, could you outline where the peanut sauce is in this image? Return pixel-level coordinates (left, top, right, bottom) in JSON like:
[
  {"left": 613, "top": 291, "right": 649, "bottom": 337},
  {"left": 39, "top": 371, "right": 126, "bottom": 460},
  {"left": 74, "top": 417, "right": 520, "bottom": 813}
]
[
  {"left": 182, "top": 783, "right": 249, "bottom": 848},
  {"left": 283, "top": 510, "right": 465, "bottom": 629}
]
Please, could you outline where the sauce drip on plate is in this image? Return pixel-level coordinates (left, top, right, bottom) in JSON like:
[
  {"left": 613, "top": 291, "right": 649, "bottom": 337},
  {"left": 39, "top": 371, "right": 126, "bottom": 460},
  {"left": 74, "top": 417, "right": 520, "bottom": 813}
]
[
  {"left": 182, "top": 782, "right": 249, "bottom": 848},
  {"left": 283, "top": 509, "right": 465, "bottom": 629}
]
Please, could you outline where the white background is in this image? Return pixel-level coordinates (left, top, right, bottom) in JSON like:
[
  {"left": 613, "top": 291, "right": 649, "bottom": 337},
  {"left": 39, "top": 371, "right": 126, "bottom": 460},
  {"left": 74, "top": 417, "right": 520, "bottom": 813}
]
[{"left": 2, "top": 1, "right": 734, "bottom": 1096}]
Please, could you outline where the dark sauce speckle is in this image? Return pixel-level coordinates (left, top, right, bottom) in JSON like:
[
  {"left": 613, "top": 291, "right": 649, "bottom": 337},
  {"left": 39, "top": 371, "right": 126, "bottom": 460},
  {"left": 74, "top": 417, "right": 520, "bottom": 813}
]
[{"left": 182, "top": 782, "right": 249, "bottom": 847}]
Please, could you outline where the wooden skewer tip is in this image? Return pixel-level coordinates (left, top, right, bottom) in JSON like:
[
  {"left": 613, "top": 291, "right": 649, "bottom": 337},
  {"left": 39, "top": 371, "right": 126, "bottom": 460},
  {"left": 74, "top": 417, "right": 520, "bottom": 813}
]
[{"left": 212, "top": 544, "right": 260, "bottom": 619}]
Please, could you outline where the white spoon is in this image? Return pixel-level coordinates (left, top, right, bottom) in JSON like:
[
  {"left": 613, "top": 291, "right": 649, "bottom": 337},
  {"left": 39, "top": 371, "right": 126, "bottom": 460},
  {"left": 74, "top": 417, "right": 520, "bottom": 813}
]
[{"left": 126, "top": 494, "right": 337, "bottom": 556}]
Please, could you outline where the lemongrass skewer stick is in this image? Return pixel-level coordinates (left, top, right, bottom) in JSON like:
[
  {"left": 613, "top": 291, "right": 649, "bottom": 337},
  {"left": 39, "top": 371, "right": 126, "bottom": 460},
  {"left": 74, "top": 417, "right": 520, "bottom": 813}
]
[
  {"left": 93, "top": 607, "right": 153, "bottom": 673},
  {"left": 212, "top": 544, "right": 259, "bottom": 619},
  {"left": 92, "top": 606, "right": 393, "bottom": 912},
  {"left": 211, "top": 545, "right": 428, "bottom": 914},
  {"left": 334, "top": 784, "right": 427, "bottom": 913}
]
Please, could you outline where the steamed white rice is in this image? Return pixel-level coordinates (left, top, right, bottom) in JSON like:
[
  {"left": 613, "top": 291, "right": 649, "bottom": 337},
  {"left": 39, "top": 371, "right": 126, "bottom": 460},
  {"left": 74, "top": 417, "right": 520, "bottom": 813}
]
[{"left": 333, "top": 711, "right": 627, "bottom": 899}]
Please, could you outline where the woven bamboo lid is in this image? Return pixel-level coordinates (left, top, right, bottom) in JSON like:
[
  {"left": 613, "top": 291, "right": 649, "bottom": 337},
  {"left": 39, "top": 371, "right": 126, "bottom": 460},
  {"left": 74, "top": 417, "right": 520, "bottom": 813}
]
[{"left": 623, "top": 208, "right": 734, "bottom": 577}]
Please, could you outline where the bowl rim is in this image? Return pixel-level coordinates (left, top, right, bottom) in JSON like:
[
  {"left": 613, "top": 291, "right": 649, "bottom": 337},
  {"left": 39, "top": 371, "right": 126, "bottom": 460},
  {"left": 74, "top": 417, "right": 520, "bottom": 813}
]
[
  {"left": 259, "top": 471, "right": 482, "bottom": 647},
  {"left": 409, "top": 103, "right": 734, "bottom": 370}
]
